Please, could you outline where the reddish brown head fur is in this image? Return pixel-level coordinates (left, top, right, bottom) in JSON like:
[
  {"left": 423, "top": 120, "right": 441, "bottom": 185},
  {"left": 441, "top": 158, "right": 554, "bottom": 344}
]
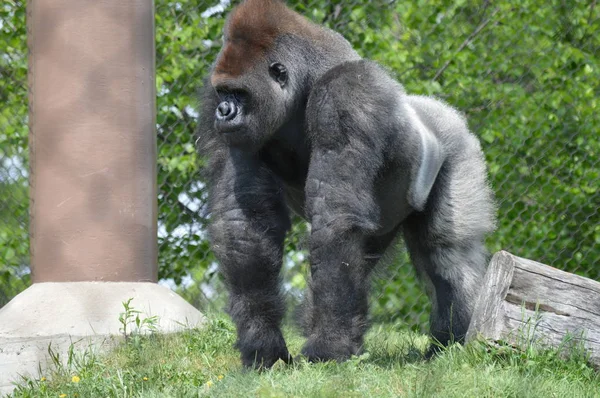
[{"left": 211, "top": 0, "right": 316, "bottom": 85}]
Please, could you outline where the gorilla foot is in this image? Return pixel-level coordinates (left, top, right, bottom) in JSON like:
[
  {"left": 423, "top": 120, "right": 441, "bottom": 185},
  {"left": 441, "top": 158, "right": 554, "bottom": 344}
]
[
  {"left": 424, "top": 340, "right": 464, "bottom": 360},
  {"left": 300, "top": 337, "right": 362, "bottom": 363},
  {"left": 237, "top": 329, "right": 292, "bottom": 370},
  {"left": 424, "top": 343, "right": 443, "bottom": 360},
  {"left": 241, "top": 350, "right": 292, "bottom": 370}
]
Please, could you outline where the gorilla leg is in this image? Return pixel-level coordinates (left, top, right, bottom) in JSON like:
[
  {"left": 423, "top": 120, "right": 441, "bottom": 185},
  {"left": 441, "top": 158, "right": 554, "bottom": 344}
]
[
  {"left": 301, "top": 230, "right": 373, "bottom": 361},
  {"left": 208, "top": 151, "right": 291, "bottom": 368},
  {"left": 300, "top": 148, "right": 383, "bottom": 362},
  {"left": 403, "top": 233, "right": 488, "bottom": 350},
  {"left": 403, "top": 159, "right": 496, "bottom": 353}
]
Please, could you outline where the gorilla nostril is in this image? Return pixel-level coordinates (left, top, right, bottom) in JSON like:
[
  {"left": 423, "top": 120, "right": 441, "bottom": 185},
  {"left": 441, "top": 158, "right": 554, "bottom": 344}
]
[
  {"left": 217, "top": 102, "right": 231, "bottom": 117},
  {"left": 216, "top": 100, "right": 238, "bottom": 121}
]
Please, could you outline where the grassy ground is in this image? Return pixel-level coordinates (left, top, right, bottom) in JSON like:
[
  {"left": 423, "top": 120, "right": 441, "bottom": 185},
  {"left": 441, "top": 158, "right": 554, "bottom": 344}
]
[{"left": 9, "top": 314, "right": 600, "bottom": 398}]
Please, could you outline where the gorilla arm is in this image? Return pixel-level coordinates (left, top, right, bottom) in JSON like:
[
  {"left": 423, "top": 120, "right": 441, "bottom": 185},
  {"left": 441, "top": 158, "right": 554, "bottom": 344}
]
[
  {"left": 301, "top": 60, "right": 446, "bottom": 361},
  {"left": 205, "top": 147, "right": 292, "bottom": 368}
]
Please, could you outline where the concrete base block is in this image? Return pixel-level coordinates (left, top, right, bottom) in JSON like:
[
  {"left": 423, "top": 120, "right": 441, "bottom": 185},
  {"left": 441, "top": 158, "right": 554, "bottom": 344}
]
[{"left": 0, "top": 282, "right": 206, "bottom": 394}]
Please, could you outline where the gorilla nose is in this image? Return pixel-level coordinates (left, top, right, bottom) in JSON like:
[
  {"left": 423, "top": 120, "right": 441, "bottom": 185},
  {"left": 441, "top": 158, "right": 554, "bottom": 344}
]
[{"left": 216, "top": 100, "right": 238, "bottom": 121}]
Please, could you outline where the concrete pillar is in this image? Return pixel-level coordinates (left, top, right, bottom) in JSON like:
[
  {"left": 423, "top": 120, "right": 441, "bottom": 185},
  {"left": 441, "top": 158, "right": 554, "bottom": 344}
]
[
  {"left": 0, "top": 1, "right": 205, "bottom": 393},
  {"left": 29, "top": 0, "right": 157, "bottom": 283}
]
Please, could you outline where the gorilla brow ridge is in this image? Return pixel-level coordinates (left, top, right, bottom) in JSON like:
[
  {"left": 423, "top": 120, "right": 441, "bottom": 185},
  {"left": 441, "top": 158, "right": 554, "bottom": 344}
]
[{"left": 213, "top": 0, "right": 321, "bottom": 78}]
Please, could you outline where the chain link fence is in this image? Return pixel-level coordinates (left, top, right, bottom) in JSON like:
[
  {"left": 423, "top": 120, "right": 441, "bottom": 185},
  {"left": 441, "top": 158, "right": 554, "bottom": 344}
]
[
  {"left": 1, "top": 1, "right": 598, "bottom": 332},
  {"left": 0, "top": 1, "right": 29, "bottom": 306}
]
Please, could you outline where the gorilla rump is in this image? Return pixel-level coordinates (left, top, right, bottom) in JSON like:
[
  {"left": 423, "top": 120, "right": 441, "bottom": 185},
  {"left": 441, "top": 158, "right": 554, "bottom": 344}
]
[{"left": 196, "top": 0, "right": 497, "bottom": 368}]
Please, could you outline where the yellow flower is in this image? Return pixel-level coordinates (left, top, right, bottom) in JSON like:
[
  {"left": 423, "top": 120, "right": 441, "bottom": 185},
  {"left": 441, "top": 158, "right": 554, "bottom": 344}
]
[
  {"left": 71, "top": 375, "right": 80, "bottom": 383},
  {"left": 206, "top": 380, "right": 214, "bottom": 388},
  {"left": 143, "top": 377, "right": 148, "bottom": 381},
  {"left": 59, "top": 394, "right": 67, "bottom": 398},
  {"left": 217, "top": 375, "right": 224, "bottom": 380},
  {"left": 40, "top": 377, "right": 46, "bottom": 382}
]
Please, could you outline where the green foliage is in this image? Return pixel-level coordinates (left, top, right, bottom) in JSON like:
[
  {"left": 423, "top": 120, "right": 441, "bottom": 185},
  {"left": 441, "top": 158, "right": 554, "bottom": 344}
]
[
  {"left": 150, "top": 0, "right": 600, "bottom": 324},
  {"left": 11, "top": 315, "right": 600, "bottom": 397},
  {"left": 0, "top": 0, "right": 598, "bottom": 327},
  {"left": 154, "top": 0, "right": 223, "bottom": 284},
  {"left": 0, "top": 0, "right": 29, "bottom": 307}
]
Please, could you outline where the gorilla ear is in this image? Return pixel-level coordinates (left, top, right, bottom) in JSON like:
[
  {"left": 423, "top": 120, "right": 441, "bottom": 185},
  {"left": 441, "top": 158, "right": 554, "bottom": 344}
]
[{"left": 406, "top": 108, "right": 445, "bottom": 212}]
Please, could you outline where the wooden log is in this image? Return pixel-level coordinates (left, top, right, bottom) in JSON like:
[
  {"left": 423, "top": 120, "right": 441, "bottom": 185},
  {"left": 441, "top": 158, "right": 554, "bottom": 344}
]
[{"left": 466, "top": 250, "right": 600, "bottom": 367}]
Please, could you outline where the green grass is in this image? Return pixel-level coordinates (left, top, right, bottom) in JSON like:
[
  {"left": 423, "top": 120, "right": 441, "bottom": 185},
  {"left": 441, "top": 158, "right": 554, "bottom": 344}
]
[{"left": 9, "top": 314, "right": 600, "bottom": 398}]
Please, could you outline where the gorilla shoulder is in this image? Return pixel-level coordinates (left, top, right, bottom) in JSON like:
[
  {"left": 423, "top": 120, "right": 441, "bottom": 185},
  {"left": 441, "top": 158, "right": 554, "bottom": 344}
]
[{"left": 306, "top": 60, "right": 405, "bottom": 146}]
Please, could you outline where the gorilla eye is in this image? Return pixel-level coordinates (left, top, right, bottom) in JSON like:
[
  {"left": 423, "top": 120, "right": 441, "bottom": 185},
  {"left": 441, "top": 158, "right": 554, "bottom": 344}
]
[{"left": 269, "top": 62, "right": 288, "bottom": 87}]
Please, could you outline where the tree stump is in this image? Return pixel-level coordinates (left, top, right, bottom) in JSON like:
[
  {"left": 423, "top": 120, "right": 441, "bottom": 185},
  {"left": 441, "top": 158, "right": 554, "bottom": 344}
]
[{"left": 466, "top": 250, "right": 600, "bottom": 367}]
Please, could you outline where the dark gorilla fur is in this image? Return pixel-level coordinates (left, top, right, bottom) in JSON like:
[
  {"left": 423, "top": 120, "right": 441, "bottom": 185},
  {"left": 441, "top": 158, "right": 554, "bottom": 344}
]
[{"left": 196, "top": 0, "right": 497, "bottom": 368}]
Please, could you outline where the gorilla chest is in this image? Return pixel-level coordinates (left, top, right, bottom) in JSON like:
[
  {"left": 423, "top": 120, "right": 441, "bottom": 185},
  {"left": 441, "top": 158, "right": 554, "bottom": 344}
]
[
  {"left": 260, "top": 146, "right": 414, "bottom": 233},
  {"left": 260, "top": 137, "right": 309, "bottom": 180},
  {"left": 373, "top": 167, "right": 414, "bottom": 234},
  {"left": 259, "top": 140, "right": 309, "bottom": 217}
]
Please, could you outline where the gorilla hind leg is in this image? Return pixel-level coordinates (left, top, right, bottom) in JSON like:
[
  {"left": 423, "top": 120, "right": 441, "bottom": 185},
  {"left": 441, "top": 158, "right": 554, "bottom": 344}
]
[
  {"left": 403, "top": 159, "right": 496, "bottom": 354},
  {"left": 402, "top": 235, "right": 489, "bottom": 349}
]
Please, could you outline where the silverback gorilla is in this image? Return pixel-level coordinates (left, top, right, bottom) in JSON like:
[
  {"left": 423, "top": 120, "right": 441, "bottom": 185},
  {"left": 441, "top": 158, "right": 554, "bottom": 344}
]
[{"left": 196, "top": 0, "right": 497, "bottom": 368}]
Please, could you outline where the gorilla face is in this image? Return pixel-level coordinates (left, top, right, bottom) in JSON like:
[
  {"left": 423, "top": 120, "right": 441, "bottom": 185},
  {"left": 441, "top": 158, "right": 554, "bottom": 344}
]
[
  {"left": 210, "top": 58, "right": 293, "bottom": 150},
  {"left": 202, "top": 0, "right": 312, "bottom": 152}
]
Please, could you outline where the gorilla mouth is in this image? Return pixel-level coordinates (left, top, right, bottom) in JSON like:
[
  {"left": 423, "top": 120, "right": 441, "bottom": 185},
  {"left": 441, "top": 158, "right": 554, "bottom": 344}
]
[{"left": 214, "top": 119, "right": 244, "bottom": 134}]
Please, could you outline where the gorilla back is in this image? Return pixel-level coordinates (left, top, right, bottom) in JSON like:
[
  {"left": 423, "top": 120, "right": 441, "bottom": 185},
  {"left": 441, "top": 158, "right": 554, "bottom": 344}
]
[{"left": 196, "top": 0, "right": 497, "bottom": 368}]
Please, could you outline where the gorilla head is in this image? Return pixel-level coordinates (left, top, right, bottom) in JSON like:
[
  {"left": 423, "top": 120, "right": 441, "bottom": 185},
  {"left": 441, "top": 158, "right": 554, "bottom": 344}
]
[
  {"left": 203, "top": 0, "right": 359, "bottom": 151},
  {"left": 207, "top": 0, "right": 305, "bottom": 149}
]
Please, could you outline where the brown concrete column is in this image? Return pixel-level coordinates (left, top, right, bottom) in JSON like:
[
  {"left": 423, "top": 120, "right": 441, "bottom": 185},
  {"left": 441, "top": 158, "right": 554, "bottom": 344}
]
[
  {"left": 0, "top": 7, "right": 204, "bottom": 390},
  {"left": 28, "top": 0, "right": 157, "bottom": 282}
]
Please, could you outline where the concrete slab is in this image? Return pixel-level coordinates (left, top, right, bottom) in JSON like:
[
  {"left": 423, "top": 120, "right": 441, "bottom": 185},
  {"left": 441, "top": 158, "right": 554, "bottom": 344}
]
[
  {"left": 0, "top": 282, "right": 206, "bottom": 394},
  {"left": 0, "top": 334, "right": 120, "bottom": 395}
]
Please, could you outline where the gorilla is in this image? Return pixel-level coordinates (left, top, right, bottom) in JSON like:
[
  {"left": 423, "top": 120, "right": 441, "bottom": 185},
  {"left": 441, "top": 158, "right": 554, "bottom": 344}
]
[{"left": 196, "top": 0, "right": 497, "bottom": 368}]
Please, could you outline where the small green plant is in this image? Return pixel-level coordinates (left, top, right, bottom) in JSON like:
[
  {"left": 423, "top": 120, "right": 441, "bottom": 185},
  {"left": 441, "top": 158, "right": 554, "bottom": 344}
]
[{"left": 118, "top": 298, "right": 159, "bottom": 344}]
